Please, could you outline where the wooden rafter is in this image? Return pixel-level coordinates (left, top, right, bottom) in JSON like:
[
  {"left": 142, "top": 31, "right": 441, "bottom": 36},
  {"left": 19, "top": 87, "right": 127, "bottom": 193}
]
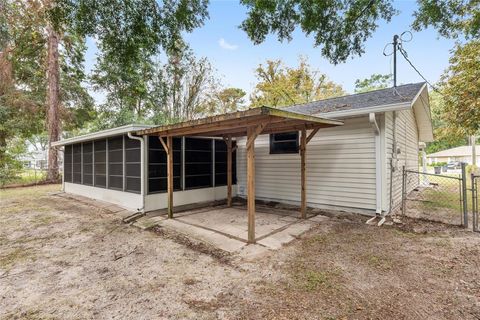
[
  {"left": 158, "top": 136, "right": 169, "bottom": 153},
  {"left": 306, "top": 127, "right": 320, "bottom": 145},
  {"left": 246, "top": 122, "right": 267, "bottom": 150}
]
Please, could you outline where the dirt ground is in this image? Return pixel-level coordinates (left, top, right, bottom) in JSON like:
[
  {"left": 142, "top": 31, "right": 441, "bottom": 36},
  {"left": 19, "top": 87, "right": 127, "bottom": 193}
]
[{"left": 1, "top": 185, "right": 480, "bottom": 320}]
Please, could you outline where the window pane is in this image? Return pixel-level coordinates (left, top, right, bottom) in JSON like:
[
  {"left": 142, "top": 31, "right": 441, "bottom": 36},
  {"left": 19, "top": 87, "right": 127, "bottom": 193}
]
[
  {"left": 107, "top": 136, "right": 123, "bottom": 191},
  {"left": 94, "top": 139, "right": 107, "bottom": 188},
  {"left": 270, "top": 132, "right": 299, "bottom": 154},
  {"left": 64, "top": 145, "right": 72, "bottom": 182},
  {"left": 126, "top": 177, "right": 141, "bottom": 193},
  {"left": 214, "top": 140, "right": 236, "bottom": 187},
  {"left": 82, "top": 142, "right": 93, "bottom": 186},
  {"left": 147, "top": 136, "right": 182, "bottom": 194},
  {"left": 185, "top": 138, "right": 212, "bottom": 189},
  {"left": 72, "top": 144, "right": 82, "bottom": 183}
]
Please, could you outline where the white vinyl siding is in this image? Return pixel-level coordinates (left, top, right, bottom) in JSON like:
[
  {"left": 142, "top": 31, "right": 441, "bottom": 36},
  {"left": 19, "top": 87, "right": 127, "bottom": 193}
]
[
  {"left": 385, "top": 109, "right": 419, "bottom": 211},
  {"left": 236, "top": 116, "right": 377, "bottom": 212}
]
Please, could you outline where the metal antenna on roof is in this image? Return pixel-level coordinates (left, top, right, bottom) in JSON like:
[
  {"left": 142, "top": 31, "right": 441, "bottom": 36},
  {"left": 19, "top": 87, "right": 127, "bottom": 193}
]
[{"left": 383, "top": 31, "right": 412, "bottom": 88}]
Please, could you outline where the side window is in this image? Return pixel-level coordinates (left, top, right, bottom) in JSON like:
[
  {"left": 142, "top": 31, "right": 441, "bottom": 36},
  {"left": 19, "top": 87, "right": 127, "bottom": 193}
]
[
  {"left": 64, "top": 145, "right": 72, "bottom": 182},
  {"left": 269, "top": 132, "right": 299, "bottom": 154},
  {"left": 184, "top": 138, "right": 212, "bottom": 189},
  {"left": 94, "top": 139, "right": 107, "bottom": 188},
  {"left": 125, "top": 137, "right": 141, "bottom": 193},
  {"left": 72, "top": 143, "right": 82, "bottom": 183},
  {"left": 82, "top": 142, "right": 93, "bottom": 186},
  {"left": 214, "top": 139, "right": 237, "bottom": 186},
  {"left": 108, "top": 136, "right": 124, "bottom": 190},
  {"left": 148, "top": 136, "right": 182, "bottom": 194}
]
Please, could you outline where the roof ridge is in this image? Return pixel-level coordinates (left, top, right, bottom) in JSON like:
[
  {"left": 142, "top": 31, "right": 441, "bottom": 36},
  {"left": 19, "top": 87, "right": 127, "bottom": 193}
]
[{"left": 281, "top": 82, "right": 426, "bottom": 110}]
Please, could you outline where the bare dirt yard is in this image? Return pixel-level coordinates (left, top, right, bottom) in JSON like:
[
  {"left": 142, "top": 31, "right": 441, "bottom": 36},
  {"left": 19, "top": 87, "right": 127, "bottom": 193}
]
[{"left": 1, "top": 185, "right": 480, "bottom": 320}]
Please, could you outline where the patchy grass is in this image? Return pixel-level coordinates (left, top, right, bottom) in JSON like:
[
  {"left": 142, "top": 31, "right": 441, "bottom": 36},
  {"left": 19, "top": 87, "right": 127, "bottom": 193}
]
[
  {"left": 1, "top": 169, "right": 49, "bottom": 187},
  {"left": 0, "top": 247, "right": 34, "bottom": 269},
  {"left": 361, "top": 253, "right": 394, "bottom": 271},
  {"left": 3, "top": 309, "right": 57, "bottom": 320},
  {"left": 293, "top": 269, "right": 341, "bottom": 292},
  {"left": 2, "top": 185, "right": 480, "bottom": 320}
]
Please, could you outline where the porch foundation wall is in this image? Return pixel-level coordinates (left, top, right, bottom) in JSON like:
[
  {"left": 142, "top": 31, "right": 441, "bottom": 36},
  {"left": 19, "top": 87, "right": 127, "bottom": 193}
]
[
  {"left": 64, "top": 182, "right": 143, "bottom": 211},
  {"left": 144, "top": 185, "right": 237, "bottom": 212}
]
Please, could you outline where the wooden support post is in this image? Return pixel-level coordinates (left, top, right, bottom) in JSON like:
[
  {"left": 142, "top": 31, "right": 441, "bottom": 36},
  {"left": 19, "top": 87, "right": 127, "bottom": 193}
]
[
  {"left": 226, "top": 135, "right": 233, "bottom": 207},
  {"left": 247, "top": 126, "right": 257, "bottom": 243},
  {"left": 167, "top": 136, "right": 173, "bottom": 219},
  {"left": 300, "top": 128, "right": 307, "bottom": 219}
]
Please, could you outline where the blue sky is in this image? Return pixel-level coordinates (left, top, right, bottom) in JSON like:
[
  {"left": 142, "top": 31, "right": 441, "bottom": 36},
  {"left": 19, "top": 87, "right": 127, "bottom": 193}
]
[{"left": 85, "top": 0, "right": 457, "bottom": 100}]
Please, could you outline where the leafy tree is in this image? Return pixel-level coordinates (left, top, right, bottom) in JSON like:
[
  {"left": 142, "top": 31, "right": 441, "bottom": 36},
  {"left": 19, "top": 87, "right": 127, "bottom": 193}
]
[
  {"left": 1, "top": 0, "right": 209, "bottom": 180},
  {"left": 440, "top": 40, "right": 480, "bottom": 136},
  {"left": 203, "top": 88, "right": 246, "bottom": 115},
  {"left": 412, "top": 0, "right": 480, "bottom": 39},
  {"left": 150, "top": 48, "right": 218, "bottom": 123},
  {"left": 91, "top": 47, "right": 220, "bottom": 128},
  {"left": 240, "top": 0, "right": 479, "bottom": 63},
  {"left": 425, "top": 91, "right": 466, "bottom": 154},
  {"left": 250, "top": 58, "right": 344, "bottom": 108},
  {"left": 240, "top": 0, "right": 397, "bottom": 64},
  {"left": 354, "top": 74, "right": 392, "bottom": 93},
  {"left": 1, "top": 0, "right": 94, "bottom": 181}
]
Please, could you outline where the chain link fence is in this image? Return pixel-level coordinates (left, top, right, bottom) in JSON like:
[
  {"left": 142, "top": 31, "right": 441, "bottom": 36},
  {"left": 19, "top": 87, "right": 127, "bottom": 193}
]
[
  {"left": 0, "top": 165, "right": 62, "bottom": 188},
  {"left": 472, "top": 174, "right": 479, "bottom": 232},
  {"left": 401, "top": 164, "right": 468, "bottom": 226}
]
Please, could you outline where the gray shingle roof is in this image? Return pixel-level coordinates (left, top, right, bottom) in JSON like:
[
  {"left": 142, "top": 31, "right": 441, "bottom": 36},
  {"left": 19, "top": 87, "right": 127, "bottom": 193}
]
[{"left": 282, "top": 82, "right": 426, "bottom": 115}]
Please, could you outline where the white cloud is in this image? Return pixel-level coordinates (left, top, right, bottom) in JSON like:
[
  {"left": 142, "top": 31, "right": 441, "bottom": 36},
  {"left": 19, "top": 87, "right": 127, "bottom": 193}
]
[{"left": 218, "top": 38, "right": 238, "bottom": 51}]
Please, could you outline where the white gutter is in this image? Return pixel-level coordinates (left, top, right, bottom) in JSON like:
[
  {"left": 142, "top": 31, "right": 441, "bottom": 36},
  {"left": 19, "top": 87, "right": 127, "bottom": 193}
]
[
  {"left": 369, "top": 113, "right": 383, "bottom": 215},
  {"left": 127, "top": 132, "right": 145, "bottom": 213},
  {"left": 51, "top": 124, "right": 155, "bottom": 147}
]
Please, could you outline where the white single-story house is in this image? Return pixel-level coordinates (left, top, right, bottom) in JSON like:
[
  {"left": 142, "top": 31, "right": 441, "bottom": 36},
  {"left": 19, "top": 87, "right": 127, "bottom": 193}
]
[
  {"left": 52, "top": 82, "right": 433, "bottom": 241},
  {"left": 427, "top": 145, "right": 479, "bottom": 166}
]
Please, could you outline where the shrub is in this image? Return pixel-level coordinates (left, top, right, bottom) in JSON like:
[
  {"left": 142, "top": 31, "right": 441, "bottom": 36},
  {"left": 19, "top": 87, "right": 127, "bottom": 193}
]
[{"left": 466, "top": 165, "right": 479, "bottom": 175}]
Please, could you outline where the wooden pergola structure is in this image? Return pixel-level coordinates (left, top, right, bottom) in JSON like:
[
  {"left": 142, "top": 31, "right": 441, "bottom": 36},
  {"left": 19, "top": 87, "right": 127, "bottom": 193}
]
[{"left": 136, "top": 106, "right": 343, "bottom": 243}]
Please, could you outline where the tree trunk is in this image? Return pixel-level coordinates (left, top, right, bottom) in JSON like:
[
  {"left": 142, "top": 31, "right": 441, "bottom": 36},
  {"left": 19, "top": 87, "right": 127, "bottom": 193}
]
[{"left": 46, "top": 26, "right": 61, "bottom": 182}]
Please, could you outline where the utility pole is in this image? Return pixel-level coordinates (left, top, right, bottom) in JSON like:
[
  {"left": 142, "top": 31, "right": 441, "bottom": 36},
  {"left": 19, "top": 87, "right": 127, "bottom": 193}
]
[{"left": 393, "top": 34, "right": 399, "bottom": 87}]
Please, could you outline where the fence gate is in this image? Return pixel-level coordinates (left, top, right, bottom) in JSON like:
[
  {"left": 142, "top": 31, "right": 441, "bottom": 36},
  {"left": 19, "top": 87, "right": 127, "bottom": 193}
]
[
  {"left": 401, "top": 164, "right": 468, "bottom": 227},
  {"left": 472, "top": 174, "right": 479, "bottom": 232}
]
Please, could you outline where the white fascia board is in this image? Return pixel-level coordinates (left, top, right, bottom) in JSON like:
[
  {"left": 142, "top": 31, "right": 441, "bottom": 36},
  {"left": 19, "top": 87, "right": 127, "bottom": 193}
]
[
  {"left": 51, "top": 124, "right": 155, "bottom": 147},
  {"left": 316, "top": 102, "right": 411, "bottom": 119}
]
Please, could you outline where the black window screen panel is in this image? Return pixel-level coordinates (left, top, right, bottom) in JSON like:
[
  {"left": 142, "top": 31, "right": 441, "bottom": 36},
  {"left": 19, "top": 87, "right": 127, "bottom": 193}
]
[
  {"left": 214, "top": 140, "right": 237, "bottom": 186},
  {"left": 185, "top": 138, "right": 212, "bottom": 189},
  {"left": 94, "top": 139, "right": 107, "bottom": 188},
  {"left": 125, "top": 136, "right": 141, "bottom": 193},
  {"left": 64, "top": 145, "right": 73, "bottom": 182},
  {"left": 108, "top": 136, "right": 124, "bottom": 190},
  {"left": 72, "top": 143, "right": 82, "bottom": 183},
  {"left": 270, "top": 131, "right": 299, "bottom": 154},
  {"left": 148, "top": 136, "right": 182, "bottom": 194},
  {"left": 82, "top": 142, "right": 93, "bottom": 186}
]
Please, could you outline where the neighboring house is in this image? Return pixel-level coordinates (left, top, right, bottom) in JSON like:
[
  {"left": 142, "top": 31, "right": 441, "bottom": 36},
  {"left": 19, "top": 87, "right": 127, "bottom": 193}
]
[
  {"left": 19, "top": 150, "right": 48, "bottom": 170},
  {"left": 19, "top": 148, "right": 63, "bottom": 171},
  {"left": 52, "top": 82, "right": 433, "bottom": 218},
  {"left": 427, "top": 146, "right": 480, "bottom": 166}
]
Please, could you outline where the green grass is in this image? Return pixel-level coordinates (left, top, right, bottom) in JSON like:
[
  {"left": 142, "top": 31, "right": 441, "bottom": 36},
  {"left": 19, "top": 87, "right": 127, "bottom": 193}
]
[
  {"left": 1, "top": 169, "right": 49, "bottom": 187},
  {"left": 0, "top": 247, "right": 34, "bottom": 269}
]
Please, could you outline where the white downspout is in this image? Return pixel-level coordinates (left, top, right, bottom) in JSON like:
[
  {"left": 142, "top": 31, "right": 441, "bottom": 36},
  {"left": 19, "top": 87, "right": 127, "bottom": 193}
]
[
  {"left": 127, "top": 132, "right": 145, "bottom": 213},
  {"left": 369, "top": 113, "right": 383, "bottom": 215}
]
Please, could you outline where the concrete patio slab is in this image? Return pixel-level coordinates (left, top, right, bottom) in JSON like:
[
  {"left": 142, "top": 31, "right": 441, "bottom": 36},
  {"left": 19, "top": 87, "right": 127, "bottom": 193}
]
[{"left": 56, "top": 193, "right": 330, "bottom": 256}]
